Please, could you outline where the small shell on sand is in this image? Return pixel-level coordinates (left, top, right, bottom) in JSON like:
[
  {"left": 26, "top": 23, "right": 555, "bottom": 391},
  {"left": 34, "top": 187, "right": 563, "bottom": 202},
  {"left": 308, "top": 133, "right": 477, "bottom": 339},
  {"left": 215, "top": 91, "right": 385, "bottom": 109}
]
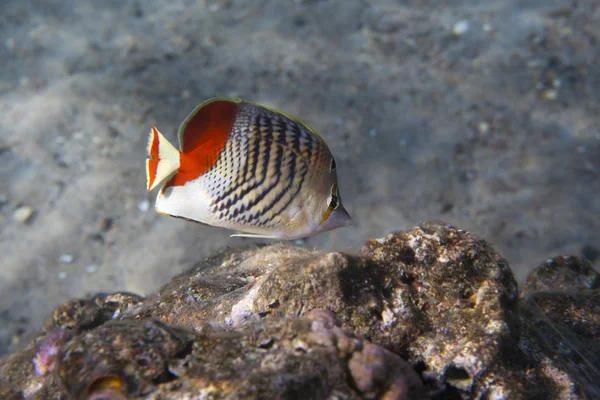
[
  {"left": 13, "top": 206, "right": 34, "bottom": 224},
  {"left": 59, "top": 254, "right": 74, "bottom": 264},
  {"left": 138, "top": 199, "right": 150, "bottom": 213},
  {"left": 453, "top": 20, "right": 470, "bottom": 36}
]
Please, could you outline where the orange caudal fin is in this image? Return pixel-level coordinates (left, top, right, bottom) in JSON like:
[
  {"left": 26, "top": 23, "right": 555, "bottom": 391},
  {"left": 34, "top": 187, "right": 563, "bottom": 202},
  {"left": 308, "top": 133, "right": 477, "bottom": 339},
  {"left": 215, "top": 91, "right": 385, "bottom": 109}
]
[{"left": 146, "top": 126, "right": 181, "bottom": 191}]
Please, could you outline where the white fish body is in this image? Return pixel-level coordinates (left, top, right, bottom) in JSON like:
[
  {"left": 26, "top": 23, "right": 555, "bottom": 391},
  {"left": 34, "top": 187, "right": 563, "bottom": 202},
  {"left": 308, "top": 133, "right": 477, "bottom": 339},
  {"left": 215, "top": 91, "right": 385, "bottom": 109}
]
[{"left": 146, "top": 97, "right": 351, "bottom": 239}]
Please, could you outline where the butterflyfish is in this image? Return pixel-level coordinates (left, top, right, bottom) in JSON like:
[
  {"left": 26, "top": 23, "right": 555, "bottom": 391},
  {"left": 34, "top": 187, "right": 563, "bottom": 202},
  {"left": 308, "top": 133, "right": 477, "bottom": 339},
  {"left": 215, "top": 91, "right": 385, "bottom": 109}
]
[{"left": 145, "top": 97, "right": 351, "bottom": 239}]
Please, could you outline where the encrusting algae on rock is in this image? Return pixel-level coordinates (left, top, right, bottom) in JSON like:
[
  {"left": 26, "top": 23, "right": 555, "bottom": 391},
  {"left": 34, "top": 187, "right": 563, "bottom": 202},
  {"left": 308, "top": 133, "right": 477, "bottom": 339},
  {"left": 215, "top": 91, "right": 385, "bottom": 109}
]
[
  {"left": 31, "top": 328, "right": 73, "bottom": 377},
  {"left": 0, "top": 222, "right": 598, "bottom": 399}
]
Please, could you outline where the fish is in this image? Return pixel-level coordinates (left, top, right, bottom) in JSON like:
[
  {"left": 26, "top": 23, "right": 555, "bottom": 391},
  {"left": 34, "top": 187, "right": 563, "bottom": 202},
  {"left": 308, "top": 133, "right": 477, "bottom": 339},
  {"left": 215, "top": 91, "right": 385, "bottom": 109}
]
[{"left": 145, "top": 97, "right": 351, "bottom": 239}]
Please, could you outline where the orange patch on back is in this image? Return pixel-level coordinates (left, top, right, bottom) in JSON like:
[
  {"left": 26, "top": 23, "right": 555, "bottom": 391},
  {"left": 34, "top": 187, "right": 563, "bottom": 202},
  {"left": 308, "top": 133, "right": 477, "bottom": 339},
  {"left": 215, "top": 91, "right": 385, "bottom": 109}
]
[{"left": 166, "top": 100, "right": 239, "bottom": 188}]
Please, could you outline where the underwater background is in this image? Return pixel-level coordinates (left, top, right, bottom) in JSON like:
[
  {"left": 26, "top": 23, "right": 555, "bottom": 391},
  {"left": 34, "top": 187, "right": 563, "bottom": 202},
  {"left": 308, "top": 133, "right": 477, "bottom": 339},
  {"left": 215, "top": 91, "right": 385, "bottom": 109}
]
[{"left": 1, "top": 0, "right": 599, "bottom": 356}]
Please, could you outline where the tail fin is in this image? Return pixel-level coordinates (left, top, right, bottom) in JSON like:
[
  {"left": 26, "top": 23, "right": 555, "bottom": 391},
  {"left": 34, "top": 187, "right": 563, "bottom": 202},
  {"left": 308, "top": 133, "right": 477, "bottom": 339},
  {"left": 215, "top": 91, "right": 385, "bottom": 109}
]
[{"left": 146, "top": 126, "right": 181, "bottom": 191}]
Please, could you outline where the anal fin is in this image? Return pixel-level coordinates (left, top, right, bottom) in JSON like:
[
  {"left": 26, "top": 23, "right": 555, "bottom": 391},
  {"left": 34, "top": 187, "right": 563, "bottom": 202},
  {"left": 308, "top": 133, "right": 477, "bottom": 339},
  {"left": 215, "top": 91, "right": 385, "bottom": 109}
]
[{"left": 230, "top": 232, "right": 283, "bottom": 239}]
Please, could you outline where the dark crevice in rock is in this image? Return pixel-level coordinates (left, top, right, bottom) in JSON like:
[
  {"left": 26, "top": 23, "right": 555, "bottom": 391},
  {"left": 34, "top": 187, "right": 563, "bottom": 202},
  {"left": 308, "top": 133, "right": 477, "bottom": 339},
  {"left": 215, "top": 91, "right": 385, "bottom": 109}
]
[
  {"left": 432, "top": 385, "right": 463, "bottom": 400},
  {"left": 276, "top": 374, "right": 328, "bottom": 400},
  {"left": 172, "top": 340, "right": 194, "bottom": 360},
  {"left": 151, "top": 369, "right": 179, "bottom": 385},
  {"left": 443, "top": 365, "right": 471, "bottom": 391},
  {"left": 337, "top": 256, "right": 385, "bottom": 308},
  {"left": 399, "top": 271, "right": 415, "bottom": 285}
]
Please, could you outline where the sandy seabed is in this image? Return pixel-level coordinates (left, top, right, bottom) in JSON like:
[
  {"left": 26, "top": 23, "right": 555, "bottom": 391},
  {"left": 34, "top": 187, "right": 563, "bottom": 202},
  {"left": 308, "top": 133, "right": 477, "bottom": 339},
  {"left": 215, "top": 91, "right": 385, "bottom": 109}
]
[{"left": 1, "top": 0, "right": 599, "bottom": 355}]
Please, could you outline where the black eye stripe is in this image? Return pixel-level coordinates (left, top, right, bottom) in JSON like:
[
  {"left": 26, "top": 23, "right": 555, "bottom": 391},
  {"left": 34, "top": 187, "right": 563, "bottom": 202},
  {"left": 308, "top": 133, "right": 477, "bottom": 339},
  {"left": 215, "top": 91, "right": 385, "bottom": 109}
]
[
  {"left": 327, "top": 183, "right": 339, "bottom": 210},
  {"left": 330, "top": 158, "right": 336, "bottom": 171},
  {"left": 328, "top": 196, "right": 338, "bottom": 209},
  {"left": 328, "top": 193, "right": 338, "bottom": 209}
]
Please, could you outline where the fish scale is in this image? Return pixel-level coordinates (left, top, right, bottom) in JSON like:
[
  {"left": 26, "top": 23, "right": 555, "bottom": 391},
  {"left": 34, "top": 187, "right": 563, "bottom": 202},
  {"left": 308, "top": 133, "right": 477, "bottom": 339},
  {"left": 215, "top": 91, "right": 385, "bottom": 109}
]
[
  {"left": 208, "top": 105, "right": 312, "bottom": 226},
  {"left": 146, "top": 97, "right": 351, "bottom": 239}
]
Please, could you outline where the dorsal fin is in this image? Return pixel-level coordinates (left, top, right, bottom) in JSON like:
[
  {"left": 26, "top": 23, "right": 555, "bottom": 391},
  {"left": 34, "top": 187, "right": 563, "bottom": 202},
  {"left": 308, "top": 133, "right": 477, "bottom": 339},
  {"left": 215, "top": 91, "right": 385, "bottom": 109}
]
[
  {"left": 178, "top": 97, "right": 242, "bottom": 152},
  {"left": 164, "top": 98, "right": 241, "bottom": 188},
  {"left": 249, "top": 101, "right": 328, "bottom": 146}
]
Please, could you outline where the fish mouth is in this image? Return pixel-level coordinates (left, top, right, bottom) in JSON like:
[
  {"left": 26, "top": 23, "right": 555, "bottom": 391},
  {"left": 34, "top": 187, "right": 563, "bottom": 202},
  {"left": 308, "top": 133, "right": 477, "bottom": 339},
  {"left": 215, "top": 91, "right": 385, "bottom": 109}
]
[
  {"left": 339, "top": 208, "right": 353, "bottom": 227},
  {"left": 320, "top": 207, "right": 352, "bottom": 232}
]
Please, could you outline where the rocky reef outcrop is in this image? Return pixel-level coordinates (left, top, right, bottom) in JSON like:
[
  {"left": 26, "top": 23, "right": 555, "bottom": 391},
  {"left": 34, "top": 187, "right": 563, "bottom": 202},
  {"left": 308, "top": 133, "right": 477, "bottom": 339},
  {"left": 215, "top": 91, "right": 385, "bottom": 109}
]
[{"left": 1, "top": 222, "right": 598, "bottom": 399}]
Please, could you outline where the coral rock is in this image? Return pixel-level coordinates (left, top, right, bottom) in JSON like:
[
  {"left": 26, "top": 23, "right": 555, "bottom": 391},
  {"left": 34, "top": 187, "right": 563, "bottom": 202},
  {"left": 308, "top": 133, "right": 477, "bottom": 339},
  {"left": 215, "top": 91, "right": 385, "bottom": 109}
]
[
  {"left": 0, "top": 222, "right": 598, "bottom": 399},
  {"left": 520, "top": 256, "right": 600, "bottom": 398}
]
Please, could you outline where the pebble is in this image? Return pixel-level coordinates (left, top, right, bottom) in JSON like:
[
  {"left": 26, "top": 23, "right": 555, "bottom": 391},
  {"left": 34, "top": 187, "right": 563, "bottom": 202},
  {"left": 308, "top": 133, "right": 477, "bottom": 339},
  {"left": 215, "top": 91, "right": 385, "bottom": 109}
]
[
  {"left": 452, "top": 20, "right": 470, "bottom": 36},
  {"left": 13, "top": 206, "right": 34, "bottom": 224},
  {"left": 86, "top": 265, "right": 98, "bottom": 274},
  {"left": 138, "top": 199, "right": 150, "bottom": 213},
  {"left": 551, "top": 78, "right": 562, "bottom": 88},
  {"left": 73, "top": 131, "right": 85, "bottom": 140},
  {"left": 542, "top": 89, "right": 558, "bottom": 101},
  {"left": 59, "top": 254, "right": 74, "bottom": 264},
  {"left": 477, "top": 122, "right": 490, "bottom": 135},
  {"left": 57, "top": 271, "right": 67, "bottom": 280}
]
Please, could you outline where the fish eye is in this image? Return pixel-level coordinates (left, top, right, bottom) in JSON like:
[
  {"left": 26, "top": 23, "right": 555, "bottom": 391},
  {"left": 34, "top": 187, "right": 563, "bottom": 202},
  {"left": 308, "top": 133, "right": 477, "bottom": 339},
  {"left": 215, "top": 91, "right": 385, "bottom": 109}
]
[{"left": 330, "top": 158, "right": 336, "bottom": 172}]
